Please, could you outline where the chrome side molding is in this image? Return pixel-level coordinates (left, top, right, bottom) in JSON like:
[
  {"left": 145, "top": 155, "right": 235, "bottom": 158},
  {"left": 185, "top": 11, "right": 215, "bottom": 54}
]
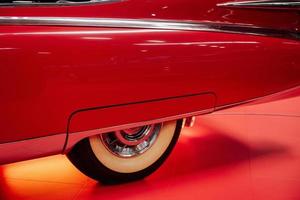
[
  {"left": 217, "top": 0, "right": 300, "bottom": 9},
  {"left": 0, "top": 17, "right": 214, "bottom": 31},
  {"left": 0, "top": 16, "right": 299, "bottom": 40},
  {"left": 0, "top": 0, "right": 121, "bottom": 7}
]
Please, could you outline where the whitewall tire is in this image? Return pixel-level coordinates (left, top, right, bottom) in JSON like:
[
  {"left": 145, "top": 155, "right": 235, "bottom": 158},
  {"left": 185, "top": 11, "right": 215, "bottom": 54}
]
[{"left": 67, "top": 120, "right": 182, "bottom": 184}]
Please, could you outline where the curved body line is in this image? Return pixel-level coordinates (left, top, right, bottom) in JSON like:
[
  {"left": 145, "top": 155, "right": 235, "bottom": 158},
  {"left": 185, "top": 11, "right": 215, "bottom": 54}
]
[
  {"left": 0, "top": 0, "right": 300, "bottom": 176},
  {"left": 217, "top": 0, "right": 300, "bottom": 9},
  {"left": 0, "top": 16, "right": 299, "bottom": 40},
  {"left": 63, "top": 92, "right": 216, "bottom": 151}
]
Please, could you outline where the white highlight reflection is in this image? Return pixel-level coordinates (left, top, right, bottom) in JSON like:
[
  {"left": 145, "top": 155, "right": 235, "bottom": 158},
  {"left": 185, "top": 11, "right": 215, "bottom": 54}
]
[
  {"left": 0, "top": 29, "right": 173, "bottom": 36},
  {"left": 135, "top": 41, "right": 259, "bottom": 46}
]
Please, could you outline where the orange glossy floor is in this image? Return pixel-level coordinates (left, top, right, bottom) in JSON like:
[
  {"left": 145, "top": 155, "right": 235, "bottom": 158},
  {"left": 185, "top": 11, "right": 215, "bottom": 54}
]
[{"left": 0, "top": 92, "right": 300, "bottom": 200}]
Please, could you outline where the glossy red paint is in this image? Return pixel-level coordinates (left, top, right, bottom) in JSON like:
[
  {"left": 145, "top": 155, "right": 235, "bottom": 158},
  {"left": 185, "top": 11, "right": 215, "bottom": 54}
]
[
  {"left": 65, "top": 93, "right": 215, "bottom": 152},
  {"left": 1, "top": 25, "right": 300, "bottom": 145},
  {"left": 0, "top": 134, "right": 65, "bottom": 165},
  {"left": 0, "top": 0, "right": 300, "bottom": 164},
  {"left": 0, "top": 91, "right": 299, "bottom": 200},
  {"left": 0, "top": 0, "right": 299, "bottom": 31}
]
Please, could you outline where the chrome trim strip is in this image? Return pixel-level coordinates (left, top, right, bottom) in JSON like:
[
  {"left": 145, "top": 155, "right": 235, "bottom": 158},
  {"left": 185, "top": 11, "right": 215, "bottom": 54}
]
[
  {"left": 0, "top": 0, "right": 122, "bottom": 7},
  {"left": 217, "top": 0, "right": 300, "bottom": 9},
  {"left": 0, "top": 17, "right": 214, "bottom": 31},
  {"left": 0, "top": 16, "right": 299, "bottom": 40}
]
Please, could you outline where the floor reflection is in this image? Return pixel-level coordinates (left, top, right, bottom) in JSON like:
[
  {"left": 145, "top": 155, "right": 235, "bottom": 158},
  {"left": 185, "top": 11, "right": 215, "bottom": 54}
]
[{"left": 0, "top": 109, "right": 299, "bottom": 200}]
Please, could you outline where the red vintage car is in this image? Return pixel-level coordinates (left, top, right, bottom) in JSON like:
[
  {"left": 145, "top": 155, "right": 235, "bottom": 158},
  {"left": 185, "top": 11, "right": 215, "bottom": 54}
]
[{"left": 0, "top": 0, "right": 299, "bottom": 184}]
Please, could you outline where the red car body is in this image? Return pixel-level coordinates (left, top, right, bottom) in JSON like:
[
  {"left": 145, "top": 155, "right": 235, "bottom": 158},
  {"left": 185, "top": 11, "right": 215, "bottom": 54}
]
[{"left": 0, "top": 0, "right": 299, "bottom": 164}]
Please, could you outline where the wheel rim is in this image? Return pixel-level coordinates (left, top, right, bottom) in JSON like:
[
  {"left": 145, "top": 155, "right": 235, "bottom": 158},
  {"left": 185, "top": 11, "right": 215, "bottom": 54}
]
[{"left": 100, "top": 123, "right": 162, "bottom": 158}]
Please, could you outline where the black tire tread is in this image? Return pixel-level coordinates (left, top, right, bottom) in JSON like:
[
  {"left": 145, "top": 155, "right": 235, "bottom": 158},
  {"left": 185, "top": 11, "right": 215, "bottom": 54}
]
[{"left": 67, "top": 120, "right": 182, "bottom": 184}]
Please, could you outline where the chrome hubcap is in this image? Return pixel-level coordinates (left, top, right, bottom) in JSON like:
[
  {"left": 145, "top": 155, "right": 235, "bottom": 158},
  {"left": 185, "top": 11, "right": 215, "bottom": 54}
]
[{"left": 100, "top": 123, "right": 162, "bottom": 158}]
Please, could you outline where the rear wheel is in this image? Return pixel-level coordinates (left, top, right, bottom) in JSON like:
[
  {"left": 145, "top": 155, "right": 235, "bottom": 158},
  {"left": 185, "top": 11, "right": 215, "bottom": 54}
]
[{"left": 67, "top": 120, "right": 182, "bottom": 184}]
